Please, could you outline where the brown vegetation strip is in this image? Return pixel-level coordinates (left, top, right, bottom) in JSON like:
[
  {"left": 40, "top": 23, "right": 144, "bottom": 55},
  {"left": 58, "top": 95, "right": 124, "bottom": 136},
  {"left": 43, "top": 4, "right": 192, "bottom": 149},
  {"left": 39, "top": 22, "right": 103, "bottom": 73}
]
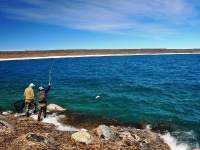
[{"left": 0, "top": 49, "right": 200, "bottom": 58}]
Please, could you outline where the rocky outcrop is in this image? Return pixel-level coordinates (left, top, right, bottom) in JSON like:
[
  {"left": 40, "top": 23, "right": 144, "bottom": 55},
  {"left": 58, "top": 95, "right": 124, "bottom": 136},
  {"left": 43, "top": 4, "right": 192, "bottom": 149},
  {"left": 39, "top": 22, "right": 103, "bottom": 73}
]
[
  {"left": 90, "top": 125, "right": 170, "bottom": 150},
  {"left": 95, "top": 124, "right": 114, "bottom": 139},
  {"left": 0, "top": 111, "right": 171, "bottom": 150},
  {"left": 71, "top": 131, "right": 93, "bottom": 144},
  {"left": 47, "top": 103, "right": 67, "bottom": 112},
  {"left": 2, "top": 110, "right": 13, "bottom": 116}
]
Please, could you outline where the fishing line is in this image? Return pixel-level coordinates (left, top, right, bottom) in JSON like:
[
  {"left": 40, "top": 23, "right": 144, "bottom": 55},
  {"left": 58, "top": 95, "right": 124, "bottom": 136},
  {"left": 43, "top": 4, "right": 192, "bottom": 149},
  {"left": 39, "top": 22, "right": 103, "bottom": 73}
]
[{"left": 49, "top": 59, "right": 57, "bottom": 83}]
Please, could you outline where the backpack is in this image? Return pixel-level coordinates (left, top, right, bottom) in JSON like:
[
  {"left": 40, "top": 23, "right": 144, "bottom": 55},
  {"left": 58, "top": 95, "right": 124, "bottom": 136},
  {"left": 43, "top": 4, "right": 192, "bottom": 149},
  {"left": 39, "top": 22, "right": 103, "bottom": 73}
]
[{"left": 37, "top": 91, "right": 46, "bottom": 101}]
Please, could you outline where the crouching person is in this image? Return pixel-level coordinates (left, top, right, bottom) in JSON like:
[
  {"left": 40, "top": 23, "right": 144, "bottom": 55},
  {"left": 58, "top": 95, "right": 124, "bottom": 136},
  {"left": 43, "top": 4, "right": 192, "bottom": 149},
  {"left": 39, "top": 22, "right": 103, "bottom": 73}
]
[{"left": 37, "top": 83, "right": 51, "bottom": 121}]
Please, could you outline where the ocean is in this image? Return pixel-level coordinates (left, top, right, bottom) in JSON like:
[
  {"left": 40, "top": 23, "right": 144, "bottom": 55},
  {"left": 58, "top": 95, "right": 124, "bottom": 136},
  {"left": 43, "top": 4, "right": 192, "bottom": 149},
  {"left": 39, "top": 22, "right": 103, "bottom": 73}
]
[{"left": 0, "top": 54, "right": 200, "bottom": 149}]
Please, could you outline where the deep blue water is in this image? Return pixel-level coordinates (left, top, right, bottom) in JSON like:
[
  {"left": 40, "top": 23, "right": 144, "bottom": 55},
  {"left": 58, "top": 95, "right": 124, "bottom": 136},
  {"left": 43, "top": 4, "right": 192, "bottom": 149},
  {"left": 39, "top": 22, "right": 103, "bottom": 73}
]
[{"left": 0, "top": 54, "right": 200, "bottom": 147}]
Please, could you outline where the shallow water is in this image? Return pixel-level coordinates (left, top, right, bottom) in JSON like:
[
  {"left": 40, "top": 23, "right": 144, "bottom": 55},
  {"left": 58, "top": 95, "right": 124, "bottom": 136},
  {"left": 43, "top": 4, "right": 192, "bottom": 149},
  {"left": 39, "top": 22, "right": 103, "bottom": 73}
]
[{"left": 0, "top": 54, "right": 200, "bottom": 148}]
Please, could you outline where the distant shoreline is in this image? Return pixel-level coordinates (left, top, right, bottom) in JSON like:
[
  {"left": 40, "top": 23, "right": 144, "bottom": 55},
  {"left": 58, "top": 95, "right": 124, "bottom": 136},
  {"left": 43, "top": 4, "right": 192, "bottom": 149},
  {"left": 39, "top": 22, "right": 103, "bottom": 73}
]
[{"left": 0, "top": 49, "right": 200, "bottom": 61}]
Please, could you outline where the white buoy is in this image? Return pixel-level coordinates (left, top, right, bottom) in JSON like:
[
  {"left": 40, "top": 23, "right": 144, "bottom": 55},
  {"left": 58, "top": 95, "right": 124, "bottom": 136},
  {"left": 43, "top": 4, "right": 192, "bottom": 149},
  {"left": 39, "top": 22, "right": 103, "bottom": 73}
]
[{"left": 95, "top": 95, "right": 100, "bottom": 99}]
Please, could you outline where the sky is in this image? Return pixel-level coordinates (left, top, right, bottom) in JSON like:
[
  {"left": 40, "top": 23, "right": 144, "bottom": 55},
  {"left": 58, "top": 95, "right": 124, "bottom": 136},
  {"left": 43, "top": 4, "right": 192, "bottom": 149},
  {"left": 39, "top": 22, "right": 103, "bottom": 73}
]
[{"left": 0, "top": 0, "right": 200, "bottom": 51}]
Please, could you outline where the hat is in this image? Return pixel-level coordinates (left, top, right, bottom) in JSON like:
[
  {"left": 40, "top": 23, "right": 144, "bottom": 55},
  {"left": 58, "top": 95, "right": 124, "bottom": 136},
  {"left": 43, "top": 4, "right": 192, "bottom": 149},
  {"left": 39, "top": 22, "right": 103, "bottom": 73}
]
[
  {"left": 38, "top": 86, "right": 44, "bottom": 90},
  {"left": 29, "top": 83, "right": 35, "bottom": 87}
]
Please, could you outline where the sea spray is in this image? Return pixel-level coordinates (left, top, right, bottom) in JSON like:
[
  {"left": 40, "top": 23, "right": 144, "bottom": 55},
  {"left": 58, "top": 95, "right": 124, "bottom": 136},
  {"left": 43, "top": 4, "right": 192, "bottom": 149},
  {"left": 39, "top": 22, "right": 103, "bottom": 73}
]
[
  {"left": 31, "top": 113, "right": 86, "bottom": 132},
  {"left": 161, "top": 132, "right": 189, "bottom": 150},
  {"left": 144, "top": 124, "right": 190, "bottom": 150}
]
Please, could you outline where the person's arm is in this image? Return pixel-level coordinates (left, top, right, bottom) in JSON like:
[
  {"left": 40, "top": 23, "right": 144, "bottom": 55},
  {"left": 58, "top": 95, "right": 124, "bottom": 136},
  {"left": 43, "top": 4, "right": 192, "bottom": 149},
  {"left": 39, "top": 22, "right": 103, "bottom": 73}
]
[
  {"left": 45, "top": 83, "right": 51, "bottom": 94},
  {"left": 30, "top": 89, "right": 34, "bottom": 99}
]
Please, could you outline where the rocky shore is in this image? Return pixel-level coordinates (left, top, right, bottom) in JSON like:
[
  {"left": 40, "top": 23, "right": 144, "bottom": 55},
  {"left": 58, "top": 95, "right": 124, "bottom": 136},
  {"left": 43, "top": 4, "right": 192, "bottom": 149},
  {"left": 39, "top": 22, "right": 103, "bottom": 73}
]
[
  {"left": 0, "top": 49, "right": 200, "bottom": 59},
  {"left": 0, "top": 108, "right": 171, "bottom": 150}
]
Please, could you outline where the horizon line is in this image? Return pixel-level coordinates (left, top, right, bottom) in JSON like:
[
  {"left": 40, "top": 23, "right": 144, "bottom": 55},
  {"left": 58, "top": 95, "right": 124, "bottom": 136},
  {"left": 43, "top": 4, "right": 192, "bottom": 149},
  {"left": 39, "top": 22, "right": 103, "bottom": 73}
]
[{"left": 1, "top": 48, "right": 200, "bottom": 52}]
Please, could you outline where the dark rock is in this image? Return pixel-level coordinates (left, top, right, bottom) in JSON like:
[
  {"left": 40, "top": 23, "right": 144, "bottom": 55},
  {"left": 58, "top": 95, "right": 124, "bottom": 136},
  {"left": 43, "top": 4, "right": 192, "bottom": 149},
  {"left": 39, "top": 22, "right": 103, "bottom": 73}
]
[
  {"left": 151, "top": 122, "right": 174, "bottom": 134},
  {"left": 135, "top": 120, "right": 151, "bottom": 129},
  {"left": 26, "top": 133, "right": 46, "bottom": 142}
]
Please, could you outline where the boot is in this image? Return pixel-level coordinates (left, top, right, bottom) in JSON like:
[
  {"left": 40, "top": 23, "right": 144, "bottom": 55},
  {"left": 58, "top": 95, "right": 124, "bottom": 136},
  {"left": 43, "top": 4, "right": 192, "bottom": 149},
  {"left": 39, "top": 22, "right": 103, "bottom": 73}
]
[
  {"left": 37, "top": 116, "right": 41, "bottom": 121},
  {"left": 34, "top": 110, "right": 37, "bottom": 114},
  {"left": 44, "top": 111, "right": 46, "bottom": 118},
  {"left": 26, "top": 112, "right": 29, "bottom": 117}
]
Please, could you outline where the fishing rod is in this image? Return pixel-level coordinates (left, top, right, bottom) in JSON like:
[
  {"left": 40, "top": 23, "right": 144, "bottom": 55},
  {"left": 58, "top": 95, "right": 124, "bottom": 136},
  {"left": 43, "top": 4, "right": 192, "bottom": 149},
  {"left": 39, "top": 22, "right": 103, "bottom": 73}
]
[
  {"left": 13, "top": 59, "right": 57, "bottom": 112},
  {"left": 49, "top": 59, "right": 57, "bottom": 83}
]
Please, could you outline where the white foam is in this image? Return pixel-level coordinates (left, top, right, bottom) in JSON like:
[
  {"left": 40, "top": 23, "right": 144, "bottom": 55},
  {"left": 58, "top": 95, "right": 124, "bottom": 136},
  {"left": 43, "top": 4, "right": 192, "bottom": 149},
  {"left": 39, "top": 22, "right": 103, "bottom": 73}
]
[
  {"left": 143, "top": 125, "right": 190, "bottom": 150},
  {"left": 31, "top": 113, "right": 83, "bottom": 132},
  {"left": 144, "top": 124, "right": 152, "bottom": 132},
  {"left": 161, "top": 132, "right": 189, "bottom": 150}
]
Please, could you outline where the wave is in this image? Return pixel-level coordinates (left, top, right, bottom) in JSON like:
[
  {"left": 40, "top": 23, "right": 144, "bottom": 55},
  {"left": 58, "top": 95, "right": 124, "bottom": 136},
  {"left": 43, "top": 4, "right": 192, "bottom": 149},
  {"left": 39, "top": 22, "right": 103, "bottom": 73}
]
[
  {"left": 31, "top": 113, "right": 86, "bottom": 132},
  {"left": 143, "top": 124, "right": 199, "bottom": 150},
  {"left": 161, "top": 132, "right": 189, "bottom": 150}
]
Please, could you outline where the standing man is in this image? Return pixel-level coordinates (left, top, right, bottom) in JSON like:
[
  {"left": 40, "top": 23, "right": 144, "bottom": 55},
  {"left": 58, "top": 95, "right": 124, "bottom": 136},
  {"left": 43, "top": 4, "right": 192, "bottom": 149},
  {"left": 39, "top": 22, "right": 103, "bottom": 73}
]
[
  {"left": 24, "top": 83, "right": 36, "bottom": 117},
  {"left": 37, "top": 83, "right": 51, "bottom": 121}
]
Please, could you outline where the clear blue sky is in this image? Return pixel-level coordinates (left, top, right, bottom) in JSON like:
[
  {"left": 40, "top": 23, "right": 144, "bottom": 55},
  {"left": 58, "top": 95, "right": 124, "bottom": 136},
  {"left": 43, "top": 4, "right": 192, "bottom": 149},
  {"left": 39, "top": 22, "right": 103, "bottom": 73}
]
[{"left": 0, "top": 0, "right": 200, "bottom": 51}]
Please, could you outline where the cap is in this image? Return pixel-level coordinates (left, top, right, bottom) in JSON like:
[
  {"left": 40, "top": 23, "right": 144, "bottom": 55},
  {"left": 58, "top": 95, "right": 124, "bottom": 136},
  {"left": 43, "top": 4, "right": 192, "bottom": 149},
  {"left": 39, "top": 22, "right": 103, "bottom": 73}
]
[
  {"left": 38, "top": 86, "right": 44, "bottom": 90},
  {"left": 29, "top": 83, "right": 35, "bottom": 87}
]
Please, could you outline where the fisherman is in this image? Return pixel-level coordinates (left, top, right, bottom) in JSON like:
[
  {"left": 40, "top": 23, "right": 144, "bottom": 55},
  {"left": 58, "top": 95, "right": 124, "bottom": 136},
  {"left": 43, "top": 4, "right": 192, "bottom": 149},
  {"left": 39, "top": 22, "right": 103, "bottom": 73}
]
[
  {"left": 24, "top": 83, "right": 36, "bottom": 117},
  {"left": 37, "top": 83, "right": 51, "bottom": 121}
]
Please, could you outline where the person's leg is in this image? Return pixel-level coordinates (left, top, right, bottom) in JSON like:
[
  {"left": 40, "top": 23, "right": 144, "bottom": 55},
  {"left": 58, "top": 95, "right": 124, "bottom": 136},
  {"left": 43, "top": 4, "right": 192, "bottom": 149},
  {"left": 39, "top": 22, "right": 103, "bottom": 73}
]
[
  {"left": 32, "top": 101, "right": 37, "bottom": 114},
  {"left": 43, "top": 106, "right": 47, "bottom": 118},
  {"left": 38, "top": 105, "right": 42, "bottom": 121},
  {"left": 25, "top": 102, "right": 30, "bottom": 117}
]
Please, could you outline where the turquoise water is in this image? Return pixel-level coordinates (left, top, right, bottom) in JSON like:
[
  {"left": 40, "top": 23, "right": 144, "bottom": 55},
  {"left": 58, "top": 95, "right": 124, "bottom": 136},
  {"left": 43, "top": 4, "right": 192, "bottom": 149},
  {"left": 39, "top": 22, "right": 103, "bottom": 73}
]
[{"left": 0, "top": 54, "right": 200, "bottom": 147}]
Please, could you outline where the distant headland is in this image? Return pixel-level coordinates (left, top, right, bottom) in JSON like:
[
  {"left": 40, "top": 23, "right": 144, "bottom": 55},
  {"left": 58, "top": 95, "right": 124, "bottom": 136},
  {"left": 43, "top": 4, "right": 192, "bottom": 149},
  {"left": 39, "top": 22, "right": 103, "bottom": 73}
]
[{"left": 0, "top": 49, "right": 200, "bottom": 59}]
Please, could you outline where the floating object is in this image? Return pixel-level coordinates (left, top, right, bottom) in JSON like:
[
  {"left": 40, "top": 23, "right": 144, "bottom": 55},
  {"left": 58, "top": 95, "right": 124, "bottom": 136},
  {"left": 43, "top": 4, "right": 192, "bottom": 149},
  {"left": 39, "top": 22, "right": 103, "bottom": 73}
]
[{"left": 95, "top": 95, "right": 100, "bottom": 99}]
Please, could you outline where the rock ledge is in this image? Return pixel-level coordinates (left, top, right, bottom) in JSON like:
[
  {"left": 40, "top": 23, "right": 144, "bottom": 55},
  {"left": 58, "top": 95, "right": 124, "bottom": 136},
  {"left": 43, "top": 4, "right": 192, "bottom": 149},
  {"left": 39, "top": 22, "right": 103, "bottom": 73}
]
[{"left": 0, "top": 112, "right": 170, "bottom": 150}]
